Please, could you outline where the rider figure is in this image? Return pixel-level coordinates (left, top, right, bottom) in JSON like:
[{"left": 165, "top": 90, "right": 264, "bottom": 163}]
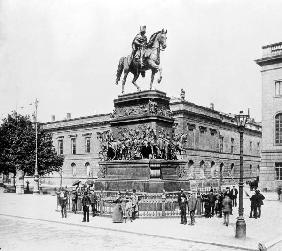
[{"left": 130, "top": 25, "right": 147, "bottom": 68}]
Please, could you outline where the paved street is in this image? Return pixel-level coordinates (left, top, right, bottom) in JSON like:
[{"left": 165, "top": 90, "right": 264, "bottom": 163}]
[
  {"left": 0, "top": 191, "right": 281, "bottom": 251},
  {"left": 0, "top": 215, "right": 241, "bottom": 251}
]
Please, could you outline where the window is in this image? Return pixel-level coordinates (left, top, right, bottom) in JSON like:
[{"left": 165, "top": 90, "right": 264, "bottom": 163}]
[
  {"left": 85, "top": 137, "right": 91, "bottom": 153},
  {"left": 275, "top": 162, "right": 282, "bottom": 180},
  {"left": 71, "top": 163, "right": 77, "bottom": 177},
  {"left": 275, "top": 114, "right": 282, "bottom": 145},
  {"left": 257, "top": 142, "right": 260, "bottom": 153},
  {"left": 71, "top": 138, "right": 76, "bottom": 154},
  {"left": 85, "top": 162, "right": 91, "bottom": 177},
  {"left": 250, "top": 164, "right": 253, "bottom": 175},
  {"left": 231, "top": 138, "right": 234, "bottom": 154},
  {"left": 58, "top": 139, "right": 63, "bottom": 155},
  {"left": 219, "top": 136, "right": 224, "bottom": 153},
  {"left": 249, "top": 141, "right": 253, "bottom": 152},
  {"left": 275, "top": 80, "right": 282, "bottom": 96}
]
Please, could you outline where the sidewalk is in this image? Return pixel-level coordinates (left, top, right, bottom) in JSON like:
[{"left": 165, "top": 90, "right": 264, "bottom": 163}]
[{"left": 0, "top": 192, "right": 281, "bottom": 251}]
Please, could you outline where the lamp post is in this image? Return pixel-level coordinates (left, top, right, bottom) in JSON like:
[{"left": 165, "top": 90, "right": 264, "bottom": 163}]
[
  {"left": 234, "top": 110, "right": 249, "bottom": 239},
  {"left": 33, "top": 98, "right": 40, "bottom": 194}
]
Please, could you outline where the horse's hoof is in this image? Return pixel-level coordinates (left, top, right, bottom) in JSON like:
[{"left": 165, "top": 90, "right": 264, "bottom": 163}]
[{"left": 158, "top": 77, "right": 162, "bottom": 83}]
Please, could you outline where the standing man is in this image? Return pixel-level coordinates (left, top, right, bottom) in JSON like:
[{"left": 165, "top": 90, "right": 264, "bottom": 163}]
[
  {"left": 178, "top": 188, "right": 188, "bottom": 224},
  {"left": 188, "top": 191, "right": 198, "bottom": 225},
  {"left": 224, "top": 187, "right": 233, "bottom": 215},
  {"left": 208, "top": 190, "right": 216, "bottom": 217},
  {"left": 249, "top": 191, "right": 258, "bottom": 219},
  {"left": 82, "top": 191, "right": 91, "bottom": 222},
  {"left": 131, "top": 189, "right": 139, "bottom": 220},
  {"left": 222, "top": 194, "right": 232, "bottom": 226},
  {"left": 130, "top": 26, "right": 147, "bottom": 67},
  {"left": 71, "top": 188, "right": 78, "bottom": 214},
  {"left": 59, "top": 188, "right": 68, "bottom": 218},
  {"left": 90, "top": 189, "right": 97, "bottom": 217},
  {"left": 230, "top": 185, "right": 238, "bottom": 207},
  {"left": 256, "top": 190, "right": 265, "bottom": 218}
]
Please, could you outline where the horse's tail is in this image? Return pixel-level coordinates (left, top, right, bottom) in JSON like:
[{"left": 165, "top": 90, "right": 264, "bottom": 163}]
[{"left": 116, "top": 57, "right": 125, "bottom": 85}]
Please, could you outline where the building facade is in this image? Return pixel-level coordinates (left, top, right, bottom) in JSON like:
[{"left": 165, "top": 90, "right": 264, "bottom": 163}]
[
  {"left": 256, "top": 42, "right": 282, "bottom": 191},
  {"left": 42, "top": 95, "right": 261, "bottom": 189}
]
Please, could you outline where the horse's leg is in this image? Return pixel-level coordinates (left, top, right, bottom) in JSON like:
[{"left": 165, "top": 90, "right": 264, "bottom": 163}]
[
  {"left": 150, "top": 70, "right": 156, "bottom": 90},
  {"left": 122, "top": 70, "right": 129, "bottom": 94},
  {"left": 132, "top": 72, "right": 141, "bottom": 92},
  {"left": 147, "top": 59, "right": 159, "bottom": 90},
  {"left": 157, "top": 65, "right": 162, "bottom": 83}
]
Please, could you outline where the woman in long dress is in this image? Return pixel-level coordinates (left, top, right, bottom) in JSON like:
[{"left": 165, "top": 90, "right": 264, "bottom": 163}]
[
  {"left": 196, "top": 191, "right": 202, "bottom": 216},
  {"left": 112, "top": 192, "right": 123, "bottom": 223}
]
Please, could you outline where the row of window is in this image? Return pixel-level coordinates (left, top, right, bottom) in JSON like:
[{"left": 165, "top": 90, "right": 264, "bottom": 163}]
[
  {"left": 57, "top": 137, "right": 91, "bottom": 155},
  {"left": 219, "top": 136, "right": 260, "bottom": 154}
]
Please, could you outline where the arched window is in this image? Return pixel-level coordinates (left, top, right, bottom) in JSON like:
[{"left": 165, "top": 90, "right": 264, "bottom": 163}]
[
  {"left": 230, "top": 163, "right": 235, "bottom": 176},
  {"left": 200, "top": 160, "right": 205, "bottom": 168},
  {"left": 71, "top": 163, "right": 77, "bottom": 177},
  {"left": 85, "top": 162, "right": 91, "bottom": 177},
  {"left": 220, "top": 163, "right": 224, "bottom": 173},
  {"left": 275, "top": 113, "right": 282, "bottom": 145}
]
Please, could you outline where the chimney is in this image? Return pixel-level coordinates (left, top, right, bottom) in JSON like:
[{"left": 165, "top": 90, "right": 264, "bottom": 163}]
[
  {"left": 66, "top": 113, "right": 71, "bottom": 120},
  {"left": 51, "top": 115, "right": 55, "bottom": 122},
  {"left": 210, "top": 103, "right": 214, "bottom": 110}
]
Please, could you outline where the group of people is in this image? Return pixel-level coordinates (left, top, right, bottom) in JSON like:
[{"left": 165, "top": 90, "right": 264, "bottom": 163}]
[
  {"left": 249, "top": 189, "right": 265, "bottom": 219},
  {"left": 57, "top": 186, "right": 98, "bottom": 222},
  {"left": 178, "top": 186, "right": 239, "bottom": 227},
  {"left": 111, "top": 189, "right": 139, "bottom": 223}
]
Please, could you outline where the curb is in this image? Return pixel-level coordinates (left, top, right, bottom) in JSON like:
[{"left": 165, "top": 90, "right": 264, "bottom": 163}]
[
  {"left": 0, "top": 213, "right": 256, "bottom": 251},
  {"left": 258, "top": 237, "right": 282, "bottom": 251}
]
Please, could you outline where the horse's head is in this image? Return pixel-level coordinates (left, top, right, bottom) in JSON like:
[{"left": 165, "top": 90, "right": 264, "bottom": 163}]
[{"left": 158, "top": 29, "right": 167, "bottom": 50}]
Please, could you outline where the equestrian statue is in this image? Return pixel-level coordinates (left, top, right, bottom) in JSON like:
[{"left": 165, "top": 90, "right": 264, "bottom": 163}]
[{"left": 115, "top": 26, "right": 167, "bottom": 94}]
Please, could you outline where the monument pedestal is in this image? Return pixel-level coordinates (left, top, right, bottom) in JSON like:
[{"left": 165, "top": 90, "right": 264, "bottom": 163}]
[{"left": 97, "top": 90, "right": 190, "bottom": 193}]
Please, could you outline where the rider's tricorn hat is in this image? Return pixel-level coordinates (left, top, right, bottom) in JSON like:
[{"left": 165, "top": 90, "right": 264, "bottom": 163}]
[{"left": 140, "top": 25, "right": 146, "bottom": 32}]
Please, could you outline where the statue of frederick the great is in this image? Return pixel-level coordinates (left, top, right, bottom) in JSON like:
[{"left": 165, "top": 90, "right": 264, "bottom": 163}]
[{"left": 115, "top": 26, "right": 167, "bottom": 94}]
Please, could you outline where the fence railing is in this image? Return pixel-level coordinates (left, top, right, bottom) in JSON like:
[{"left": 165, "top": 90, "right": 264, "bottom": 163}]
[{"left": 56, "top": 191, "right": 208, "bottom": 218}]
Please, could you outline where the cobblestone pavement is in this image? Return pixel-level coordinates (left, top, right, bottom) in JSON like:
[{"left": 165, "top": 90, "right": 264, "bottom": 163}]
[
  {"left": 0, "top": 191, "right": 281, "bottom": 251},
  {"left": 0, "top": 215, "right": 241, "bottom": 251}
]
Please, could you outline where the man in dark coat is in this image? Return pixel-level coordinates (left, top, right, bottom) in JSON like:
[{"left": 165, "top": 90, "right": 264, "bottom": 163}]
[
  {"left": 224, "top": 187, "right": 233, "bottom": 214},
  {"left": 256, "top": 190, "right": 265, "bottom": 218},
  {"left": 71, "top": 189, "right": 78, "bottom": 214},
  {"left": 90, "top": 189, "right": 97, "bottom": 217},
  {"left": 82, "top": 191, "right": 91, "bottom": 222},
  {"left": 249, "top": 191, "right": 258, "bottom": 219},
  {"left": 230, "top": 186, "right": 238, "bottom": 207},
  {"left": 178, "top": 189, "right": 187, "bottom": 224},
  {"left": 208, "top": 191, "right": 216, "bottom": 216}
]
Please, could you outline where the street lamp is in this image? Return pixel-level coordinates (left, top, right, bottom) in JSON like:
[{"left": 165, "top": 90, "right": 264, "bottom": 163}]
[
  {"left": 33, "top": 98, "right": 40, "bottom": 194},
  {"left": 234, "top": 110, "right": 249, "bottom": 239}
]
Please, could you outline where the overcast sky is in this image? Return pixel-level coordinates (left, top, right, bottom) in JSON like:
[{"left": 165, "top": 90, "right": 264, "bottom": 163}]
[{"left": 0, "top": 0, "right": 281, "bottom": 122}]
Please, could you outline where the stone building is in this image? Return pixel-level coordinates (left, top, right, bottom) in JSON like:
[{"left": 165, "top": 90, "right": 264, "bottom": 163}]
[
  {"left": 256, "top": 41, "right": 282, "bottom": 191},
  {"left": 42, "top": 93, "right": 261, "bottom": 189}
]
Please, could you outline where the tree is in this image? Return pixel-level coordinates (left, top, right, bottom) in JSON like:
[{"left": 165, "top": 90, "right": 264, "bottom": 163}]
[{"left": 0, "top": 112, "right": 64, "bottom": 178}]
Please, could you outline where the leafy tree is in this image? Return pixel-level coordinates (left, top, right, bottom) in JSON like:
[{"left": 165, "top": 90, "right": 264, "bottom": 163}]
[{"left": 0, "top": 112, "right": 64, "bottom": 177}]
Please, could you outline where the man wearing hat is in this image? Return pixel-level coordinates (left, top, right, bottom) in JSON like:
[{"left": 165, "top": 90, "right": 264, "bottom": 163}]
[
  {"left": 81, "top": 191, "right": 91, "bottom": 222},
  {"left": 71, "top": 188, "right": 78, "bottom": 214},
  {"left": 188, "top": 191, "right": 198, "bottom": 225},
  {"left": 90, "top": 189, "right": 97, "bottom": 217},
  {"left": 130, "top": 25, "right": 148, "bottom": 68},
  {"left": 178, "top": 188, "right": 188, "bottom": 224}
]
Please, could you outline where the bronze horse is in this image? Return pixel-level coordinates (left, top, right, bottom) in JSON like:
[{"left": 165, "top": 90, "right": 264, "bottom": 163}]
[{"left": 115, "top": 30, "right": 167, "bottom": 93}]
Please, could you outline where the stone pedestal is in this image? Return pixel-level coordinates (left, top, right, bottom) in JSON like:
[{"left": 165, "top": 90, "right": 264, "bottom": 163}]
[{"left": 97, "top": 90, "right": 190, "bottom": 193}]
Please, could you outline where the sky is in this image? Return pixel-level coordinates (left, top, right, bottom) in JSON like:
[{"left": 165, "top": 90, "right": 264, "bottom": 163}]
[{"left": 0, "top": 0, "right": 281, "bottom": 123}]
